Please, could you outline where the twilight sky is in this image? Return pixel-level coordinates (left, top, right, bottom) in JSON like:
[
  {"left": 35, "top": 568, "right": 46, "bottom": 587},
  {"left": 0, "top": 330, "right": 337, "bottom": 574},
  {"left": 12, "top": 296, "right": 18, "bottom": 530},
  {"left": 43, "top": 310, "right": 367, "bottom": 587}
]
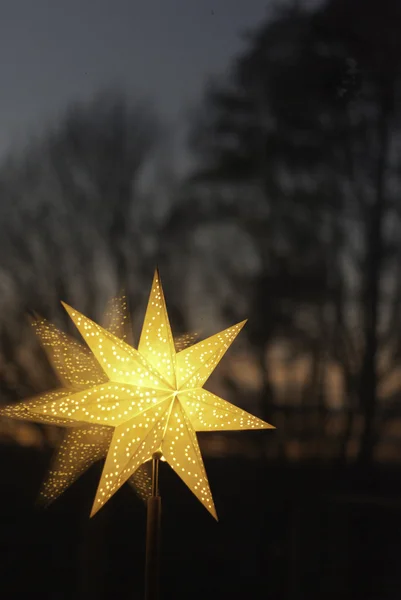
[{"left": 0, "top": 0, "right": 274, "bottom": 163}]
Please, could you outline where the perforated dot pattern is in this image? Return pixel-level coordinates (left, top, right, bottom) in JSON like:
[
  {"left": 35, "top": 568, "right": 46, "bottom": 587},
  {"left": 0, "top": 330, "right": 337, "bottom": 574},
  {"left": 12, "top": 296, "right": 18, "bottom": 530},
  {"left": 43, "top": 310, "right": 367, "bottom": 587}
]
[
  {"left": 174, "top": 332, "right": 200, "bottom": 353},
  {"left": 0, "top": 389, "right": 77, "bottom": 427},
  {"left": 1, "top": 269, "right": 274, "bottom": 519},
  {"left": 138, "top": 270, "right": 177, "bottom": 388},
  {"left": 128, "top": 461, "right": 153, "bottom": 503},
  {"left": 32, "top": 319, "right": 107, "bottom": 389},
  {"left": 31, "top": 383, "right": 170, "bottom": 427},
  {"left": 39, "top": 425, "right": 113, "bottom": 505},
  {"left": 92, "top": 398, "right": 171, "bottom": 515},
  {"left": 62, "top": 301, "right": 173, "bottom": 392},
  {"left": 179, "top": 389, "right": 274, "bottom": 432},
  {"left": 162, "top": 398, "right": 217, "bottom": 518},
  {"left": 175, "top": 321, "right": 247, "bottom": 389},
  {"left": 101, "top": 294, "right": 132, "bottom": 343}
]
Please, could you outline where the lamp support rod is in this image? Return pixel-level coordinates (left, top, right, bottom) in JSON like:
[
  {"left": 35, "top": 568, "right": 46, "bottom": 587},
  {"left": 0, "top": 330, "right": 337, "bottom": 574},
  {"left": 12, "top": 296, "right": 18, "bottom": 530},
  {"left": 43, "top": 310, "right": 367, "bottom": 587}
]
[{"left": 144, "top": 453, "right": 161, "bottom": 600}]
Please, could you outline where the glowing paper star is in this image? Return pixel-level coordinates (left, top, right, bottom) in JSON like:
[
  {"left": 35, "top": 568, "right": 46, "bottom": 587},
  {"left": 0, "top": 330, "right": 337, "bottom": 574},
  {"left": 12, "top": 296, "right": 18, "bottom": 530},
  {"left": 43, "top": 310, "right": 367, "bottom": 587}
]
[
  {"left": 4, "top": 270, "right": 274, "bottom": 519},
  {"left": 1, "top": 295, "right": 153, "bottom": 504}
]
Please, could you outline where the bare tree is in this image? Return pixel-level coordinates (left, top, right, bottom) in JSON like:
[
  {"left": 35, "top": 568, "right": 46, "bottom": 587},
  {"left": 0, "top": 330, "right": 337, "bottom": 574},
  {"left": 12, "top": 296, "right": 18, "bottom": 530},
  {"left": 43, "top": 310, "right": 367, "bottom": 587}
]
[
  {"left": 0, "top": 89, "right": 165, "bottom": 446},
  {"left": 181, "top": 0, "right": 401, "bottom": 463}
]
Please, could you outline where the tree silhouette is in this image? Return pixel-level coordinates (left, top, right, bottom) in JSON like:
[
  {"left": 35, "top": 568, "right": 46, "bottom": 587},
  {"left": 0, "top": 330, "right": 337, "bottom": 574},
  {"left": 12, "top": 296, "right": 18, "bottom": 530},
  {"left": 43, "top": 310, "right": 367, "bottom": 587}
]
[
  {"left": 45, "top": 89, "right": 162, "bottom": 287},
  {"left": 187, "top": 0, "right": 401, "bottom": 463},
  {"left": 0, "top": 90, "right": 166, "bottom": 445}
]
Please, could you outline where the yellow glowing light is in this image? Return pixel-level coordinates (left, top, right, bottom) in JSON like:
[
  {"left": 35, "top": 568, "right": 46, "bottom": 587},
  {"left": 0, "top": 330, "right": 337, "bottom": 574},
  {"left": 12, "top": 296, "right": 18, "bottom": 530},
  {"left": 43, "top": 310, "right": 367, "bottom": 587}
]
[
  {"left": 2, "top": 269, "right": 274, "bottom": 519},
  {"left": 1, "top": 295, "right": 153, "bottom": 505}
]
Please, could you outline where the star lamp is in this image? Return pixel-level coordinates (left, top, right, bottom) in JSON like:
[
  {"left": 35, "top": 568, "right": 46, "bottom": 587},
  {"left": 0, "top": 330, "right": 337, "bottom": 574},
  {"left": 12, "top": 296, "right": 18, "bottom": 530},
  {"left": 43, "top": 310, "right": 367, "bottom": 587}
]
[{"left": 2, "top": 269, "right": 274, "bottom": 519}]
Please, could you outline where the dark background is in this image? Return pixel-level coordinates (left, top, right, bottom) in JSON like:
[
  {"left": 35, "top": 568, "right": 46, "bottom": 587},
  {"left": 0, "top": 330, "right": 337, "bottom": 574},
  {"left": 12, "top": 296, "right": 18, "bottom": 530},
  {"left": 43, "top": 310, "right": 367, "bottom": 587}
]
[
  {"left": 2, "top": 446, "right": 401, "bottom": 599},
  {"left": 1, "top": 1, "right": 401, "bottom": 598}
]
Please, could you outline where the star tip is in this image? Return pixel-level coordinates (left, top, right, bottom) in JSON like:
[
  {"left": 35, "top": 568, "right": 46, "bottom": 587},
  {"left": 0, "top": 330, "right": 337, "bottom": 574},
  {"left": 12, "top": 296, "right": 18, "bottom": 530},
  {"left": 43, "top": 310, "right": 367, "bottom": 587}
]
[
  {"left": 29, "top": 310, "right": 42, "bottom": 322},
  {"left": 27, "top": 317, "right": 36, "bottom": 329},
  {"left": 61, "top": 301, "right": 79, "bottom": 319},
  {"left": 35, "top": 493, "right": 51, "bottom": 510},
  {"left": 261, "top": 421, "right": 276, "bottom": 430}
]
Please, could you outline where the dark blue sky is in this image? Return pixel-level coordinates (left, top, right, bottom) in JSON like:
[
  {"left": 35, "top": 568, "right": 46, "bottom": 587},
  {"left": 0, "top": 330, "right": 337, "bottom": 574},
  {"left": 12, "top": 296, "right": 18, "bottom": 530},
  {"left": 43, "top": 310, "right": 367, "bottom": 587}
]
[{"left": 0, "top": 0, "right": 274, "bottom": 162}]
